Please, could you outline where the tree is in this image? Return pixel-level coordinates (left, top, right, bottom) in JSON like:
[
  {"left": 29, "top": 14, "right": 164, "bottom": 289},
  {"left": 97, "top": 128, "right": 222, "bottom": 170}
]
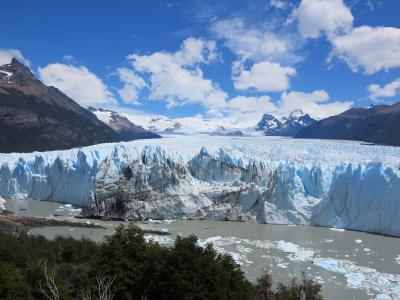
[
  {"left": 82, "top": 275, "right": 116, "bottom": 300},
  {"left": 38, "top": 261, "right": 59, "bottom": 300},
  {"left": 255, "top": 271, "right": 324, "bottom": 300},
  {"left": 91, "top": 224, "right": 148, "bottom": 299},
  {"left": 275, "top": 272, "right": 323, "bottom": 300},
  {"left": 255, "top": 270, "right": 274, "bottom": 300}
]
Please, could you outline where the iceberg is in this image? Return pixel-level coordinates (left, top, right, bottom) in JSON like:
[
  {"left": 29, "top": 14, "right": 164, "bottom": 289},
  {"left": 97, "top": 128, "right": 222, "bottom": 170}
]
[
  {"left": 276, "top": 241, "right": 299, "bottom": 253},
  {"left": 0, "top": 196, "right": 5, "bottom": 211},
  {"left": 313, "top": 259, "right": 346, "bottom": 274},
  {"left": 0, "top": 135, "right": 399, "bottom": 236}
]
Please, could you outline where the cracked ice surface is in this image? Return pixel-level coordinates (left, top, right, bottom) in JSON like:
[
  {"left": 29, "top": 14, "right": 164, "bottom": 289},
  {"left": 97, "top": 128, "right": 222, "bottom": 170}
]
[{"left": 0, "top": 135, "right": 399, "bottom": 236}]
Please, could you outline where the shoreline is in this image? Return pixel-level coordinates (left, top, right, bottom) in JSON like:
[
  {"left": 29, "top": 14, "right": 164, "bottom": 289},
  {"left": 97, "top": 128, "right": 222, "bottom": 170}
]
[
  {"left": 84, "top": 214, "right": 400, "bottom": 239},
  {"left": 0, "top": 211, "right": 172, "bottom": 237},
  {"left": 0, "top": 211, "right": 104, "bottom": 233}
]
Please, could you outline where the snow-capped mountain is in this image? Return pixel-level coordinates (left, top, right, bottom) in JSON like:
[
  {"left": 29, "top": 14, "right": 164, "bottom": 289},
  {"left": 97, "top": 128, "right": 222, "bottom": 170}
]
[
  {"left": 257, "top": 114, "right": 282, "bottom": 134},
  {"left": 88, "top": 107, "right": 160, "bottom": 140},
  {"left": 147, "top": 116, "right": 183, "bottom": 133},
  {"left": 122, "top": 113, "right": 246, "bottom": 135},
  {"left": 257, "top": 110, "right": 316, "bottom": 136}
]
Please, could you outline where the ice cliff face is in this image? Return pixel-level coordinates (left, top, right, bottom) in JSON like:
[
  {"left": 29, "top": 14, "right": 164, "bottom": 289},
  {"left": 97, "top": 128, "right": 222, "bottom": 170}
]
[{"left": 0, "top": 136, "right": 399, "bottom": 236}]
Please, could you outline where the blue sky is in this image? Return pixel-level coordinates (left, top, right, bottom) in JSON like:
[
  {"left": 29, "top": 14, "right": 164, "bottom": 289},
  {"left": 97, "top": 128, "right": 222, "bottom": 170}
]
[{"left": 1, "top": 0, "right": 400, "bottom": 127}]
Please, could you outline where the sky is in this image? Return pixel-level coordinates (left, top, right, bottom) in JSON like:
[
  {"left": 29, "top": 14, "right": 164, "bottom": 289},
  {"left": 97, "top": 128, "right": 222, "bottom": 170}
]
[{"left": 1, "top": 0, "right": 400, "bottom": 128}]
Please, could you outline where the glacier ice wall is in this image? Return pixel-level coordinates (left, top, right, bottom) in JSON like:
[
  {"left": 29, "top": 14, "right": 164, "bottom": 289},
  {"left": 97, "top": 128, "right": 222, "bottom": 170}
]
[
  {"left": 311, "top": 163, "right": 400, "bottom": 234},
  {"left": 0, "top": 136, "right": 399, "bottom": 236}
]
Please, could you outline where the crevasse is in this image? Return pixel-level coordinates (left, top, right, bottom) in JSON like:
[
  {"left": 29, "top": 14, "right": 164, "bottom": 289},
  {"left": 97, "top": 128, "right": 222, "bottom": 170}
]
[{"left": 0, "top": 136, "right": 399, "bottom": 236}]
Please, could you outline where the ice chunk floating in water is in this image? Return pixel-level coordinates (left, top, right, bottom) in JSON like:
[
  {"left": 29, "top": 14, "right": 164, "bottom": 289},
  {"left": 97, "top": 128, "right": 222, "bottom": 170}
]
[
  {"left": 0, "top": 196, "right": 5, "bottom": 211},
  {"left": 276, "top": 241, "right": 298, "bottom": 253},
  {"left": 0, "top": 135, "right": 400, "bottom": 236}
]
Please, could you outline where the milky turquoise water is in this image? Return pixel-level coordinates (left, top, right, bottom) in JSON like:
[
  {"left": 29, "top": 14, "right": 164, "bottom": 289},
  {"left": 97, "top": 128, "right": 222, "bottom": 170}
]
[{"left": 5, "top": 198, "right": 400, "bottom": 300}]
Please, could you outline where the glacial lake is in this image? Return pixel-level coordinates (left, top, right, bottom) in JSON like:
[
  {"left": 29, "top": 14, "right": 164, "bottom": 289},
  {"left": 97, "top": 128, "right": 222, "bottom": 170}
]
[{"left": 5, "top": 198, "right": 400, "bottom": 300}]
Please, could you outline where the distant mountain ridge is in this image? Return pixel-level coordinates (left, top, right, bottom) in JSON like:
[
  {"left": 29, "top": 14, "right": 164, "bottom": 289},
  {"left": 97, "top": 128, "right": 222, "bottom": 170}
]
[
  {"left": 147, "top": 116, "right": 183, "bottom": 133},
  {"left": 0, "top": 59, "right": 159, "bottom": 153},
  {"left": 88, "top": 107, "right": 160, "bottom": 140},
  {"left": 296, "top": 103, "right": 400, "bottom": 146},
  {"left": 124, "top": 114, "right": 246, "bottom": 135},
  {"left": 3, "top": 58, "right": 398, "bottom": 150},
  {"left": 257, "top": 110, "right": 316, "bottom": 136}
]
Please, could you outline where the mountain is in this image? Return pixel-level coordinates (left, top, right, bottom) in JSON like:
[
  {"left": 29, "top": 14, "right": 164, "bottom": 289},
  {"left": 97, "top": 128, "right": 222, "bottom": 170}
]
[
  {"left": 295, "top": 103, "right": 400, "bottom": 146},
  {"left": 88, "top": 107, "right": 160, "bottom": 140},
  {"left": 147, "top": 116, "right": 183, "bottom": 133},
  {"left": 257, "top": 114, "right": 282, "bottom": 134},
  {"left": 123, "top": 114, "right": 246, "bottom": 135},
  {"left": 0, "top": 59, "right": 158, "bottom": 153},
  {"left": 257, "top": 110, "right": 316, "bottom": 136}
]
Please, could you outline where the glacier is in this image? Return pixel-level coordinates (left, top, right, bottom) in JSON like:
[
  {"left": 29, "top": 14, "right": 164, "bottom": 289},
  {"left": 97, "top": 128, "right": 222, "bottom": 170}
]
[{"left": 0, "top": 135, "right": 399, "bottom": 236}]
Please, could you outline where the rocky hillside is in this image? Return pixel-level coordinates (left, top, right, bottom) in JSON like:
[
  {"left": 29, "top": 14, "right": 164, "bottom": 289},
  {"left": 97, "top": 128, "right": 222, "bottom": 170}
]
[
  {"left": 296, "top": 103, "right": 400, "bottom": 146},
  {"left": 88, "top": 107, "right": 160, "bottom": 140},
  {"left": 0, "top": 59, "right": 159, "bottom": 153}
]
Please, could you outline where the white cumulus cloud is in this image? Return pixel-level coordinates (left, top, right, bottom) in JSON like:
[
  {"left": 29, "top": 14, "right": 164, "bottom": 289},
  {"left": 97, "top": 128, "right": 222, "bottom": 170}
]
[
  {"left": 223, "top": 95, "right": 278, "bottom": 128},
  {"left": 291, "top": 1, "right": 400, "bottom": 74},
  {"left": 127, "top": 37, "right": 227, "bottom": 115},
  {"left": 290, "top": 0, "right": 353, "bottom": 39},
  {"left": 117, "top": 68, "right": 147, "bottom": 105},
  {"left": 211, "top": 18, "right": 300, "bottom": 93},
  {"left": 0, "top": 49, "right": 30, "bottom": 66},
  {"left": 329, "top": 26, "right": 400, "bottom": 74},
  {"left": 280, "top": 90, "right": 352, "bottom": 119},
  {"left": 38, "top": 63, "right": 115, "bottom": 107},
  {"left": 368, "top": 78, "right": 400, "bottom": 100},
  {"left": 270, "top": 0, "right": 288, "bottom": 9},
  {"left": 233, "top": 61, "right": 296, "bottom": 92},
  {"left": 211, "top": 18, "right": 300, "bottom": 64},
  {"left": 227, "top": 95, "right": 276, "bottom": 113}
]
